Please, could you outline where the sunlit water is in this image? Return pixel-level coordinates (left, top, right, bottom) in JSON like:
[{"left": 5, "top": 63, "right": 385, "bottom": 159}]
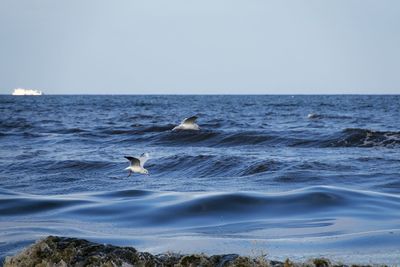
[{"left": 1, "top": 95, "right": 400, "bottom": 264}]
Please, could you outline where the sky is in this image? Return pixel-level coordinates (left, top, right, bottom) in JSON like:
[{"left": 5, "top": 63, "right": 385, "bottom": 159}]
[{"left": 0, "top": 0, "right": 399, "bottom": 94}]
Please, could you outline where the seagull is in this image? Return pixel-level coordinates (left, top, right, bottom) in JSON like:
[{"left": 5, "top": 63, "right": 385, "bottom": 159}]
[
  {"left": 172, "top": 116, "right": 200, "bottom": 131},
  {"left": 124, "top": 153, "right": 149, "bottom": 176}
]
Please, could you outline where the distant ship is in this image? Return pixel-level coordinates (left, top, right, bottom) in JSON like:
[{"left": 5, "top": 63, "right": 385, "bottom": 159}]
[{"left": 12, "top": 88, "right": 43, "bottom": 96}]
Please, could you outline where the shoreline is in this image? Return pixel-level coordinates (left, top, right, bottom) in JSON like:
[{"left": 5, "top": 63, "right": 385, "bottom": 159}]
[{"left": 3, "top": 236, "right": 390, "bottom": 267}]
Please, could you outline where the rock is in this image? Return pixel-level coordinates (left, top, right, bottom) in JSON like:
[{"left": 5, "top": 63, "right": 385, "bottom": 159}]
[
  {"left": 4, "top": 236, "right": 139, "bottom": 267},
  {"left": 3, "top": 236, "right": 383, "bottom": 267},
  {"left": 312, "top": 258, "right": 331, "bottom": 267}
]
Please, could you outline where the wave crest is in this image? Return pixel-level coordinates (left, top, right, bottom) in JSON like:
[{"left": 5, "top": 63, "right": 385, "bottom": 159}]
[{"left": 326, "top": 128, "right": 400, "bottom": 148}]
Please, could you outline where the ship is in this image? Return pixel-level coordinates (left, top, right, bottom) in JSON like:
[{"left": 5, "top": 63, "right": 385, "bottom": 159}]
[{"left": 12, "top": 88, "right": 43, "bottom": 96}]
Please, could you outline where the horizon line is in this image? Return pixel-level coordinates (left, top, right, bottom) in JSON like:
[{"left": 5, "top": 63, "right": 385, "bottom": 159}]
[{"left": 1, "top": 93, "right": 400, "bottom": 96}]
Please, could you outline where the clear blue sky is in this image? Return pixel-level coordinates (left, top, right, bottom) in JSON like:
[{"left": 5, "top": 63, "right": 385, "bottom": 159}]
[{"left": 0, "top": 0, "right": 399, "bottom": 94}]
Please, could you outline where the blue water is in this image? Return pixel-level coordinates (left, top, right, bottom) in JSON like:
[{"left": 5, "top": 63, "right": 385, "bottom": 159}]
[{"left": 1, "top": 95, "right": 400, "bottom": 264}]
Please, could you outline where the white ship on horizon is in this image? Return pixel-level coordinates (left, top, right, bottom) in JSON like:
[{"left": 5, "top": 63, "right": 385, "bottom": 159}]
[{"left": 12, "top": 88, "right": 43, "bottom": 96}]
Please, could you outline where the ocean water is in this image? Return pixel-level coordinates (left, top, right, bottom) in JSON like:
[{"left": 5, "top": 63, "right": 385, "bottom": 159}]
[{"left": 0, "top": 95, "right": 400, "bottom": 264}]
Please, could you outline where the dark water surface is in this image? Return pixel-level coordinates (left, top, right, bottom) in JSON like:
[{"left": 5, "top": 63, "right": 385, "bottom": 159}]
[{"left": 1, "top": 95, "right": 400, "bottom": 264}]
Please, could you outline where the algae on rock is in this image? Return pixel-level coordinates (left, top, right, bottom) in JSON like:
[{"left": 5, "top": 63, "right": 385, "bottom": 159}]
[{"left": 3, "top": 236, "right": 385, "bottom": 267}]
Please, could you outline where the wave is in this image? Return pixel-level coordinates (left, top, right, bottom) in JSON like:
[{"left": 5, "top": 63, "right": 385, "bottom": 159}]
[
  {"left": 0, "top": 118, "right": 34, "bottom": 130},
  {"left": 147, "top": 187, "right": 356, "bottom": 224},
  {"left": 154, "top": 128, "right": 400, "bottom": 148},
  {"left": 2, "top": 123, "right": 398, "bottom": 149},
  {"left": 38, "top": 160, "right": 114, "bottom": 172},
  {"left": 148, "top": 154, "right": 238, "bottom": 177},
  {"left": 38, "top": 119, "right": 61, "bottom": 124},
  {"left": 51, "top": 128, "right": 87, "bottom": 134},
  {"left": 154, "top": 130, "right": 222, "bottom": 145},
  {"left": 307, "top": 113, "right": 353, "bottom": 120},
  {"left": 239, "top": 160, "right": 283, "bottom": 176},
  {"left": 102, "top": 124, "right": 176, "bottom": 135},
  {"left": 147, "top": 154, "right": 284, "bottom": 178},
  {"left": 151, "top": 129, "right": 303, "bottom": 148},
  {"left": 324, "top": 128, "right": 400, "bottom": 148},
  {"left": 0, "top": 197, "right": 91, "bottom": 216},
  {"left": 95, "top": 189, "right": 153, "bottom": 199},
  {"left": 7, "top": 153, "right": 360, "bottom": 182},
  {"left": 1, "top": 186, "right": 399, "bottom": 228}
]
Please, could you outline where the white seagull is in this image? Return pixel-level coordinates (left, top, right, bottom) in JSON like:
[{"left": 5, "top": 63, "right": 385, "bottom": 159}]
[
  {"left": 124, "top": 153, "right": 149, "bottom": 176},
  {"left": 172, "top": 116, "right": 200, "bottom": 131}
]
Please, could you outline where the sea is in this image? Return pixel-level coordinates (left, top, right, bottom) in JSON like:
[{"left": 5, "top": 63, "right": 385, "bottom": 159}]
[{"left": 0, "top": 95, "right": 399, "bottom": 265}]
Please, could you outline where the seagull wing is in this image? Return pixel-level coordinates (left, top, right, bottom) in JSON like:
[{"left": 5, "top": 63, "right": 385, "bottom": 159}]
[
  {"left": 124, "top": 156, "right": 140, "bottom": 167},
  {"left": 139, "top": 153, "right": 149, "bottom": 167},
  {"left": 182, "top": 116, "right": 198, "bottom": 125}
]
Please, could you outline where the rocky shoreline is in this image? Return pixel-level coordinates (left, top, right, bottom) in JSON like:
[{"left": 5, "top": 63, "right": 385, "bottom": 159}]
[{"left": 3, "top": 236, "right": 386, "bottom": 267}]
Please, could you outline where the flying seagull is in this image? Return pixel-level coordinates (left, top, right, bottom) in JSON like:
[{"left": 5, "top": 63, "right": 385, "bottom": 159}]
[
  {"left": 124, "top": 153, "right": 149, "bottom": 176},
  {"left": 172, "top": 116, "right": 200, "bottom": 131}
]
